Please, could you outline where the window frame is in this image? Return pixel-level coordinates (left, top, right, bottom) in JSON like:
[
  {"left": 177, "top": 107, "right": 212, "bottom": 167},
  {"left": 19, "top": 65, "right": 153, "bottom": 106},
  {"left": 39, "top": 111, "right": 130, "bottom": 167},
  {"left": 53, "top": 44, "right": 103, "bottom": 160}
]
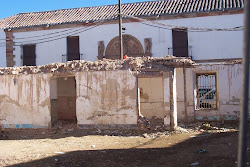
[{"left": 196, "top": 72, "right": 218, "bottom": 110}]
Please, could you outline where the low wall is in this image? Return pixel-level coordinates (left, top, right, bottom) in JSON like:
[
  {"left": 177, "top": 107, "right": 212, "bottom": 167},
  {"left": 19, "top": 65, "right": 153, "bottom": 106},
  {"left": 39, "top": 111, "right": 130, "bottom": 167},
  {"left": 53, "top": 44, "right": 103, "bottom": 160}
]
[
  {"left": 0, "top": 74, "right": 52, "bottom": 128},
  {"left": 176, "top": 63, "right": 248, "bottom": 122},
  {"left": 76, "top": 70, "right": 138, "bottom": 128}
]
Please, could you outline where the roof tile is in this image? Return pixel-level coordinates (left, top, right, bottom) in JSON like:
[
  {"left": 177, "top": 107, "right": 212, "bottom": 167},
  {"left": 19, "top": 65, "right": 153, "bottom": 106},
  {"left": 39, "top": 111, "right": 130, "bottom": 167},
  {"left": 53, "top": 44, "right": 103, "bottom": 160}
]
[{"left": 0, "top": 0, "right": 244, "bottom": 29}]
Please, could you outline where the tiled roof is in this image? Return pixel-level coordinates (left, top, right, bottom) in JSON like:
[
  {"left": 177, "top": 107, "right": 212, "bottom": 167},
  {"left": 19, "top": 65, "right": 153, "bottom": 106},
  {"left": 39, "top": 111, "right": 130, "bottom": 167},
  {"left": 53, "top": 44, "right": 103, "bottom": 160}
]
[{"left": 0, "top": 0, "right": 244, "bottom": 29}]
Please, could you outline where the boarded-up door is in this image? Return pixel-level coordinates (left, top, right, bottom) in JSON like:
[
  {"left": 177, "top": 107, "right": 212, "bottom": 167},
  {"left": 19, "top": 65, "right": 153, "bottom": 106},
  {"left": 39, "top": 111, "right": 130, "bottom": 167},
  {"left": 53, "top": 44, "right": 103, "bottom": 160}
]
[
  {"left": 172, "top": 29, "right": 188, "bottom": 57},
  {"left": 67, "top": 36, "right": 80, "bottom": 61},
  {"left": 138, "top": 77, "right": 164, "bottom": 120},
  {"left": 23, "top": 45, "right": 36, "bottom": 66}
]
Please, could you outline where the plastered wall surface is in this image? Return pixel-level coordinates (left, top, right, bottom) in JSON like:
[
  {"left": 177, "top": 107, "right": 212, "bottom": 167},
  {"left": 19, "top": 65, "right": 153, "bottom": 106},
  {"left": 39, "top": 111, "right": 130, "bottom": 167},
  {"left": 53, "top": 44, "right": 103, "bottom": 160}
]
[
  {"left": 0, "top": 30, "right": 6, "bottom": 67},
  {"left": 75, "top": 70, "right": 138, "bottom": 127},
  {"left": 138, "top": 77, "right": 164, "bottom": 119},
  {"left": 177, "top": 63, "right": 246, "bottom": 121},
  {"left": 0, "top": 74, "right": 52, "bottom": 128},
  {"left": 11, "top": 14, "right": 243, "bottom": 66}
]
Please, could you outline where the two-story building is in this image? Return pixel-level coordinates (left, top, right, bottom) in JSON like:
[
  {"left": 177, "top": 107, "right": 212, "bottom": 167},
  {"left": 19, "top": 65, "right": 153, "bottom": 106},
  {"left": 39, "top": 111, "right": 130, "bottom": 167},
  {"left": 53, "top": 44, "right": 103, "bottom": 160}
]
[{"left": 0, "top": 0, "right": 247, "bottom": 129}]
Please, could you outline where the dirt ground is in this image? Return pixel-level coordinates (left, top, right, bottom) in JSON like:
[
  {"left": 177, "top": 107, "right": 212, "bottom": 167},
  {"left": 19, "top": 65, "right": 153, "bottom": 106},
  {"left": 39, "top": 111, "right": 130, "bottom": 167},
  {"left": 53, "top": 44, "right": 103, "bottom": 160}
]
[{"left": 0, "top": 122, "right": 249, "bottom": 167}]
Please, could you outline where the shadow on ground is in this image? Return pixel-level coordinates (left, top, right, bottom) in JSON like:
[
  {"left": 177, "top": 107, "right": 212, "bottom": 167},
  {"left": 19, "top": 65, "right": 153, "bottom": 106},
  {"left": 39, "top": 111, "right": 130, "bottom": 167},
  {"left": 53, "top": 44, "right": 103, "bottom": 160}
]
[{"left": 7, "top": 131, "right": 244, "bottom": 167}]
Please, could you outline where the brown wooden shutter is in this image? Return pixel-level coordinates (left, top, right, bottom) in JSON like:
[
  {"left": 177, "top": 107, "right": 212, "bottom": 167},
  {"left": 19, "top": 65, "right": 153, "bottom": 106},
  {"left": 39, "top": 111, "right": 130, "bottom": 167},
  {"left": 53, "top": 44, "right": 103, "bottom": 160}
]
[
  {"left": 172, "top": 29, "right": 188, "bottom": 57},
  {"left": 23, "top": 45, "right": 36, "bottom": 66},
  {"left": 67, "top": 36, "right": 80, "bottom": 61}
]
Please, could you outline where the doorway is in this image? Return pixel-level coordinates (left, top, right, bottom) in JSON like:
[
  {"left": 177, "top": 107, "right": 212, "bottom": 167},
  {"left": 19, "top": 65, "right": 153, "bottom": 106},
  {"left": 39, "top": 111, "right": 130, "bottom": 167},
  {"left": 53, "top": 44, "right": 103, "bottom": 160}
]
[
  {"left": 138, "top": 77, "right": 164, "bottom": 124},
  {"left": 50, "top": 76, "right": 77, "bottom": 127}
]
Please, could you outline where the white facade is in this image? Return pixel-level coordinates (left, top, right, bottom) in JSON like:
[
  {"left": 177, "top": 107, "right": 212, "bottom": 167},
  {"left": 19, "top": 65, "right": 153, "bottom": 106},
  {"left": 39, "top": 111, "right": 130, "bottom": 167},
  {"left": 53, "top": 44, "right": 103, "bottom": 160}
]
[
  {"left": 0, "top": 29, "right": 6, "bottom": 67},
  {"left": 11, "top": 13, "right": 243, "bottom": 67}
]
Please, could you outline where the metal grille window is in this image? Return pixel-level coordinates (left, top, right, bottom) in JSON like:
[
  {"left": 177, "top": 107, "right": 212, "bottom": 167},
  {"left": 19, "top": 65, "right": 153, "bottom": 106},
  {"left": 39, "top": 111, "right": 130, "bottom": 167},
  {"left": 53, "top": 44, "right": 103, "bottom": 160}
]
[{"left": 196, "top": 73, "right": 217, "bottom": 109}]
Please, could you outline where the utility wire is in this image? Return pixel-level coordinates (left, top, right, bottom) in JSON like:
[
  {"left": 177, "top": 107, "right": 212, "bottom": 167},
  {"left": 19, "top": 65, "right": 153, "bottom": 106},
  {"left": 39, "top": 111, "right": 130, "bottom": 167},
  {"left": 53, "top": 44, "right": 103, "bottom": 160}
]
[
  {"left": 0, "top": 26, "right": 84, "bottom": 41},
  {"left": 0, "top": 14, "right": 119, "bottom": 42},
  {"left": 0, "top": 13, "right": 244, "bottom": 47},
  {"left": 0, "top": 18, "right": 111, "bottom": 47},
  {"left": 123, "top": 14, "right": 244, "bottom": 32}
]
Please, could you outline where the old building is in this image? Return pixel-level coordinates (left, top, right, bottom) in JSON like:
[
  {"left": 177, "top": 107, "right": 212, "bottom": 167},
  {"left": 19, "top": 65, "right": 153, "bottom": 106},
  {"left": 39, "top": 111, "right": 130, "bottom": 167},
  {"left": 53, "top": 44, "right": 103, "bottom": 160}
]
[
  {"left": 0, "top": 57, "right": 195, "bottom": 129},
  {"left": 0, "top": 0, "right": 244, "bottom": 67},
  {"left": 0, "top": 0, "right": 247, "bottom": 129}
]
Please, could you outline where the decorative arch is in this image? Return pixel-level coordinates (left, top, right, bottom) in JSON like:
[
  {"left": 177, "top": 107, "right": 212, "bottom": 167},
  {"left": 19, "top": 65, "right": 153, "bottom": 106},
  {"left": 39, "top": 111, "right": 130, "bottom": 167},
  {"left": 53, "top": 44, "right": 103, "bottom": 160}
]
[{"left": 104, "top": 34, "right": 144, "bottom": 60}]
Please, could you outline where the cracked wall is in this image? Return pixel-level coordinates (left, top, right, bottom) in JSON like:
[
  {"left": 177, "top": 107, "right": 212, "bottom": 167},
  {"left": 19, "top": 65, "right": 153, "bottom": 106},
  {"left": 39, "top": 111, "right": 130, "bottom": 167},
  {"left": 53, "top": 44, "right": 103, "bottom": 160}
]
[
  {"left": 176, "top": 63, "right": 247, "bottom": 122},
  {"left": 0, "top": 74, "right": 52, "bottom": 128},
  {"left": 76, "top": 70, "right": 138, "bottom": 128}
]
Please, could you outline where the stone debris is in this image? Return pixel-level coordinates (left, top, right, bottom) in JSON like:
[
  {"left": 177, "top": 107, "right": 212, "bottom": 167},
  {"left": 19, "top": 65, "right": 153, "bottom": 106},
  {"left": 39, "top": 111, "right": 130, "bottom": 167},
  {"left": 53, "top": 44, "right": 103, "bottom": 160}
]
[
  {"left": 179, "top": 122, "right": 238, "bottom": 133},
  {"left": 0, "top": 131, "right": 8, "bottom": 140},
  {"left": 0, "top": 56, "right": 195, "bottom": 75},
  {"left": 191, "top": 162, "right": 199, "bottom": 166}
]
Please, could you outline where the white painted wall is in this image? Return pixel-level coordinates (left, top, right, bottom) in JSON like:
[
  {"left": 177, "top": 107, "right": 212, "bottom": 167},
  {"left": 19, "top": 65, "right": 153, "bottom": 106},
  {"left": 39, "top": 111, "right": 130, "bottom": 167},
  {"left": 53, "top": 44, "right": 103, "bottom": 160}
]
[
  {"left": 12, "top": 14, "right": 243, "bottom": 66},
  {"left": 0, "top": 29, "right": 6, "bottom": 67}
]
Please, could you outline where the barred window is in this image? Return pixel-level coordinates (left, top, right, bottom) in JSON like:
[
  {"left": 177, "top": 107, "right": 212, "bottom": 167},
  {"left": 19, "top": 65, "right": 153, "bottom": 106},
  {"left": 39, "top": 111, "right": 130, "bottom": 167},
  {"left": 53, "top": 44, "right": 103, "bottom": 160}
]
[{"left": 196, "top": 73, "right": 217, "bottom": 109}]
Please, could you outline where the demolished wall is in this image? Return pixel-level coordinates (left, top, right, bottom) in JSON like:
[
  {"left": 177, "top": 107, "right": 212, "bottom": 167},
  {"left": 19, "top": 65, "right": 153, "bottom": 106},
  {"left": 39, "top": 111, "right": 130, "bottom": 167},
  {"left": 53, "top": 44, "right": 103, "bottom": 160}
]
[
  {"left": 0, "top": 56, "right": 194, "bottom": 129},
  {"left": 0, "top": 74, "right": 52, "bottom": 128},
  {"left": 176, "top": 62, "right": 248, "bottom": 122},
  {"left": 76, "top": 70, "right": 138, "bottom": 128}
]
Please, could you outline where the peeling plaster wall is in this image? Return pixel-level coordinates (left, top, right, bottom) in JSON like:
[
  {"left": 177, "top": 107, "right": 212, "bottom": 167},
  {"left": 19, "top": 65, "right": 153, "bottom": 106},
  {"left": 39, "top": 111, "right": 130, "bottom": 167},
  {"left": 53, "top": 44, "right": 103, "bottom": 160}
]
[
  {"left": 0, "top": 74, "right": 52, "bottom": 128},
  {"left": 177, "top": 63, "right": 246, "bottom": 122},
  {"left": 75, "top": 70, "right": 138, "bottom": 127},
  {"left": 0, "top": 29, "right": 6, "bottom": 67},
  {"left": 138, "top": 77, "right": 164, "bottom": 119}
]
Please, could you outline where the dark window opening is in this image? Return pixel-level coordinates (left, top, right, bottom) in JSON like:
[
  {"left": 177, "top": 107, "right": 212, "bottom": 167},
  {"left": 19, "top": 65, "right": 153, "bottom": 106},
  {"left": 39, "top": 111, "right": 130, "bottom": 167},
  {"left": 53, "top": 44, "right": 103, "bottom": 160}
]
[
  {"left": 23, "top": 44, "right": 36, "bottom": 66},
  {"left": 172, "top": 28, "right": 188, "bottom": 57},
  {"left": 67, "top": 36, "right": 80, "bottom": 61},
  {"left": 196, "top": 73, "right": 217, "bottom": 109}
]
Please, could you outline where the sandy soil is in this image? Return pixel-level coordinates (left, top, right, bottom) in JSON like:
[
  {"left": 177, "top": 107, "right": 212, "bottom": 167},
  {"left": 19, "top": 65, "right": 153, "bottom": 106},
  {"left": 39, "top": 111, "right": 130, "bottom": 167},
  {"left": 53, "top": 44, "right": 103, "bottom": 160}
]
[{"left": 0, "top": 122, "right": 249, "bottom": 167}]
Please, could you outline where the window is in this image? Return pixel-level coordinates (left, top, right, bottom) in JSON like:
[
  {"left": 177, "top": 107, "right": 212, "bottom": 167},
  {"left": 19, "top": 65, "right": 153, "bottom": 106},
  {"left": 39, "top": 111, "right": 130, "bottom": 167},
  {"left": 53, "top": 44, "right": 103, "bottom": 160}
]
[
  {"left": 196, "top": 73, "right": 217, "bottom": 109},
  {"left": 22, "top": 44, "right": 36, "bottom": 66},
  {"left": 172, "top": 28, "right": 188, "bottom": 57},
  {"left": 67, "top": 36, "right": 80, "bottom": 61}
]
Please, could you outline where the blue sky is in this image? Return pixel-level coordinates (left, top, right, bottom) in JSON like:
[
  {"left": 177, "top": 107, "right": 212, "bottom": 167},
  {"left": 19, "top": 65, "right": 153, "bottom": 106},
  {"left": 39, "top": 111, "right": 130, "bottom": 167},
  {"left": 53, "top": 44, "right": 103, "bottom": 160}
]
[{"left": 0, "top": 0, "right": 154, "bottom": 19}]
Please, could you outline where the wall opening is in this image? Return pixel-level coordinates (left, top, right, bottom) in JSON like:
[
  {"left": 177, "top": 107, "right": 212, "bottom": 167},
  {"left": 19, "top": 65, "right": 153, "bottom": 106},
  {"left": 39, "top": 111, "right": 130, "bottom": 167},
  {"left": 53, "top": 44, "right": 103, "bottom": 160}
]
[
  {"left": 67, "top": 36, "right": 80, "bottom": 61},
  {"left": 50, "top": 76, "right": 77, "bottom": 127},
  {"left": 196, "top": 73, "right": 217, "bottom": 109},
  {"left": 22, "top": 44, "right": 36, "bottom": 66},
  {"left": 138, "top": 77, "right": 164, "bottom": 124},
  {"left": 172, "top": 28, "right": 188, "bottom": 57}
]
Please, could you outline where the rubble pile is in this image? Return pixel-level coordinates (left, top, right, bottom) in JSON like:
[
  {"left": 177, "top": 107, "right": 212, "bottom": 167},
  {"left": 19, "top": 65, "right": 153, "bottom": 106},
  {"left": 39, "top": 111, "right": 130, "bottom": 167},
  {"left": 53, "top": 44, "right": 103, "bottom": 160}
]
[
  {"left": 0, "top": 56, "right": 195, "bottom": 75},
  {"left": 0, "top": 131, "right": 8, "bottom": 140}
]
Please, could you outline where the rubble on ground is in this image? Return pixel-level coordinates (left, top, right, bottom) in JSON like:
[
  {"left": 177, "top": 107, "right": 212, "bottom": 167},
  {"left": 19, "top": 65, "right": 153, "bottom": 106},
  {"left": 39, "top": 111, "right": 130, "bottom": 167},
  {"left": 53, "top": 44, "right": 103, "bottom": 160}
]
[
  {"left": 0, "top": 121, "right": 239, "bottom": 140},
  {"left": 0, "top": 131, "right": 8, "bottom": 140}
]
